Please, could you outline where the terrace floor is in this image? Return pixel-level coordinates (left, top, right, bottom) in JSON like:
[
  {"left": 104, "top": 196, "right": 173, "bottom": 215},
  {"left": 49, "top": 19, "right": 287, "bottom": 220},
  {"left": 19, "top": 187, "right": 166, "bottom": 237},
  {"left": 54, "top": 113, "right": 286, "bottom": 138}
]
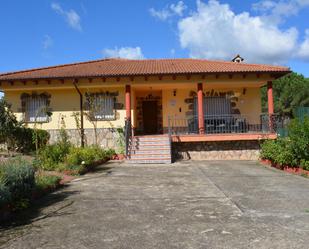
[{"left": 1, "top": 161, "right": 309, "bottom": 249}]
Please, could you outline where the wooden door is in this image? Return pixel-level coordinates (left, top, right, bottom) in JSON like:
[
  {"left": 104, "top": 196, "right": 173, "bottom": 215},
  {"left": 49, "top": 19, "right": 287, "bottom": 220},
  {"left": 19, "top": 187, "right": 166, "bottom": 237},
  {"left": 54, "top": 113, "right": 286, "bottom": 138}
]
[{"left": 142, "top": 101, "right": 158, "bottom": 134}]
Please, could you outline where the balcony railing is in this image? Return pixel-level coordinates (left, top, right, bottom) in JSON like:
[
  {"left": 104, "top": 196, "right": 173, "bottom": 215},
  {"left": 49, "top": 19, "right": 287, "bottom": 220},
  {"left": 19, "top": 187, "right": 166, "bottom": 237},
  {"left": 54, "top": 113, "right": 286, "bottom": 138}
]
[{"left": 168, "top": 114, "right": 283, "bottom": 135}]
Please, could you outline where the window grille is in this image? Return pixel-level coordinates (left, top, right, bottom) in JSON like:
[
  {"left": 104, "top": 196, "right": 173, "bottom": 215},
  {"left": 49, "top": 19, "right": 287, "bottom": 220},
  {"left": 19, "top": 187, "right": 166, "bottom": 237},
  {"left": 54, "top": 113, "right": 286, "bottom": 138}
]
[
  {"left": 194, "top": 96, "right": 232, "bottom": 116},
  {"left": 89, "top": 94, "right": 115, "bottom": 120},
  {"left": 25, "top": 96, "right": 48, "bottom": 122}
]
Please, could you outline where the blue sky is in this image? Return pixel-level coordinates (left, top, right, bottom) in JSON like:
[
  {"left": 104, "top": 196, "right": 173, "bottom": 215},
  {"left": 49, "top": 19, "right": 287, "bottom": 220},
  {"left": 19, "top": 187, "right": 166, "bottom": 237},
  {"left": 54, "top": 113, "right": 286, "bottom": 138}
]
[{"left": 0, "top": 0, "right": 308, "bottom": 81}]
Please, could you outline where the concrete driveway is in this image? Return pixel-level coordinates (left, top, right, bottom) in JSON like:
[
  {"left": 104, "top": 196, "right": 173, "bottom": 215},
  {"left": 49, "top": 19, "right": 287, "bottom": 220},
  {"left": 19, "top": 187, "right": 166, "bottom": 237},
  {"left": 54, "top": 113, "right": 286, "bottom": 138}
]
[{"left": 1, "top": 161, "right": 309, "bottom": 249}]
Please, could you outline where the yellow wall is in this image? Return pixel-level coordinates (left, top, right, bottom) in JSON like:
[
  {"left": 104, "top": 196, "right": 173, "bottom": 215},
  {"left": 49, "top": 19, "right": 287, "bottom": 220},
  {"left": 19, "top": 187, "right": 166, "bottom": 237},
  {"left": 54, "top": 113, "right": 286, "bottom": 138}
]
[
  {"left": 2, "top": 74, "right": 268, "bottom": 131},
  {"left": 5, "top": 87, "right": 126, "bottom": 130},
  {"left": 162, "top": 86, "right": 261, "bottom": 126}
]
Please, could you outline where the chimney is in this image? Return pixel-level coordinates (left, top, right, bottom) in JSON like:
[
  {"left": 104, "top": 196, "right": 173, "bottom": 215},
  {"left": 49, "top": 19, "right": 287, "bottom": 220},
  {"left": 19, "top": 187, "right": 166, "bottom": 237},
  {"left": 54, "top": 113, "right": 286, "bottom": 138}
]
[{"left": 231, "top": 54, "right": 244, "bottom": 63}]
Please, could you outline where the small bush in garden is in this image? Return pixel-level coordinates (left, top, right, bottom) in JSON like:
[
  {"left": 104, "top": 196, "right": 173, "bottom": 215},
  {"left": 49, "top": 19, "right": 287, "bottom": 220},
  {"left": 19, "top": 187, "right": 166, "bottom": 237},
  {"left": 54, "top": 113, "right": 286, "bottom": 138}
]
[
  {"left": 287, "top": 117, "right": 309, "bottom": 164},
  {"left": 272, "top": 139, "right": 295, "bottom": 166},
  {"left": 0, "top": 182, "right": 11, "bottom": 209},
  {"left": 37, "top": 142, "right": 71, "bottom": 171},
  {"left": 65, "top": 146, "right": 106, "bottom": 166},
  {"left": 260, "top": 140, "right": 281, "bottom": 161},
  {"left": 57, "top": 162, "right": 85, "bottom": 175},
  {"left": 64, "top": 146, "right": 114, "bottom": 173},
  {"left": 10, "top": 127, "right": 50, "bottom": 153},
  {"left": 0, "top": 158, "right": 35, "bottom": 209},
  {"left": 300, "top": 160, "right": 309, "bottom": 171},
  {"left": 35, "top": 175, "right": 61, "bottom": 192},
  {"left": 260, "top": 138, "right": 295, "bottom": 166}
]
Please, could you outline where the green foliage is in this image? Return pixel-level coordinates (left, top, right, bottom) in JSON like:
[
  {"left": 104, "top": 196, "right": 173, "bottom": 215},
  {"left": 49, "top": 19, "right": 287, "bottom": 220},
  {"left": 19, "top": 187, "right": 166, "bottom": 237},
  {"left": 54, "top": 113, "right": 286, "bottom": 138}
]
[
  {"left": 116, "top": 128, "right": 125, "bottom": 154},
  {"left": 0, "top": 99, "right": 50, "bottom": 153},
  {"left": 9, "top": 127, "right": 50, "bottom": 153},
  {"left": 36, "top": 118, "right": 72, "bottom": 171},
  {"left": 260, "top": 140, "right": 281, "bottom": 160},
  {"left": 300, "top": 160, "right": 309, "bottom": 171},
  {"left": 261, "top": 117, "right": 309, "bottom": 168},
  {"left": 287, "top": 117, "right": 309, "bottom": 163},
  {"left": 0, "top": 182, "right": 11, "bottom": 208},
  {"left": 35, "top": 175, "right": 61, "bottom": 192},
  {"left": 37, "top": 142, "right": 71, "bottom": 171},
  {"left": 260, "top": 139, "right": 295, "bottom": 166},
  {"left": 261, "top": 73, "right": 309, "bottom": 116},
  {"left": 0, "top": 99, "right": 19, "bottom": 144},
  {"left": 65, "top": 146, "right": 112, "bottom": 166},
  {"left": 0, "top": 158, "right": 35, "bottom": 209}
]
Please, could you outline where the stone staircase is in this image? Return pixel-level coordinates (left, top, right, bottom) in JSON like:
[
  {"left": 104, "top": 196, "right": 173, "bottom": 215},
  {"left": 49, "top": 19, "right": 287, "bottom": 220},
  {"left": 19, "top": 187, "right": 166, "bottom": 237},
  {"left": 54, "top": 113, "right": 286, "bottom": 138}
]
[{"left": 127, "top": 135, "right": 172, "bottom": 164}]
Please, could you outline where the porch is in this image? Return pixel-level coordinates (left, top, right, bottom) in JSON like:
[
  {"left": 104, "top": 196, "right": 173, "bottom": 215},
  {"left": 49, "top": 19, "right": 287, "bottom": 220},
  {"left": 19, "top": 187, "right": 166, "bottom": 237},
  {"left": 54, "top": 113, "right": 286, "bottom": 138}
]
[
  {"left": 124, "top": 80, "right": 278, "bottom": 162},
  {"left": 125, "top": 80, "right": 277, "bottom": 142}
]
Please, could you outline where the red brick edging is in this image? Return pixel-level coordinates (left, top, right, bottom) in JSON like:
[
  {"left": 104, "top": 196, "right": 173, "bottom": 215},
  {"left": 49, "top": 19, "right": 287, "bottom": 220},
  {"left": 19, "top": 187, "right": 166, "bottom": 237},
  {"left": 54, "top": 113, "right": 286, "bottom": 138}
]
[{"left": 260, "top": 159, "right": 309, "bottom": 177}]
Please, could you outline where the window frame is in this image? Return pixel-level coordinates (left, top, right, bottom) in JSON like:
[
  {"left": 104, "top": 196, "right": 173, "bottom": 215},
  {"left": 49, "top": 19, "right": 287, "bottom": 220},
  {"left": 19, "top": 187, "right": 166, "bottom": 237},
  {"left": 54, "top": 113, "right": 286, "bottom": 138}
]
[
  {"left": 87, "top": 93, "right": 116, "bottom": 121},
  {"left": 23, "top": 95, "right": 50, "bottom": 123}
]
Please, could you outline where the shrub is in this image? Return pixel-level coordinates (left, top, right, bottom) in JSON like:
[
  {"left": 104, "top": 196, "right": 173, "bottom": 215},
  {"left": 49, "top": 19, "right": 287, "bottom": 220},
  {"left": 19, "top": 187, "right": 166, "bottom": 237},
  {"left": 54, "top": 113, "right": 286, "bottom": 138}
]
[
  {"left": 0, "top": 182, "right": 11, "bottom": 208},
  {"left": 0, "top": 158, "right": 35, "bottom": 209},
  {"left": 260, "top": 138, "right": 295, "bottom": 166},
  {"left": 64, "top": 146, "right": 115, "bottom": 174},
  {"left": 300, "top": 160, "right": 309, "bottom": 171},
  {"left": 0, "top": 99, "right": 18, "bottom": 144},
  {"left": 65, "top": 146, "right": 107, "bottom": 166},
  {"left": 37, "top": 142, "right": 71, "bottom": 171},
  {"left": 9, "top": 127, "right": 50, "bottom": 153},
  {"left": 35, "top": 175, "right": 61, "bottom": 192},
  {"left": 287, "top": 117, "right": 309, "bottom": 164},
  {"left": 260, "top": 140, "right": 281, "bottom": 161}
]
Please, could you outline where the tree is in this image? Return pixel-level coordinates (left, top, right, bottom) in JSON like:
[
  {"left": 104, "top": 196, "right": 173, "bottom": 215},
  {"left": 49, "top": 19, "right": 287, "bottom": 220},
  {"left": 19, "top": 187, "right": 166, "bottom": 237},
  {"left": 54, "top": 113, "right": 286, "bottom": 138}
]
[
  {"left": 0, "top": 99, "right": 19, "bottom": 144},
  {"left": 261, "top": 72, "right": 309, "bottom": 117}
]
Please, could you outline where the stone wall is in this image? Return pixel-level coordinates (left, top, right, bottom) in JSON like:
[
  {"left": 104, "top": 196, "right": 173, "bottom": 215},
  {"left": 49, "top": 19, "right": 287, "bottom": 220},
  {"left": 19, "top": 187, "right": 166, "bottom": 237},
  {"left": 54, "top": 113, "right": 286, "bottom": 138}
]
[
  {"left": 172, "top": 140, "right": 261, "bottom": 161},
  {"left": 48, "top": 128, "right": 122, "bottom": 151}
]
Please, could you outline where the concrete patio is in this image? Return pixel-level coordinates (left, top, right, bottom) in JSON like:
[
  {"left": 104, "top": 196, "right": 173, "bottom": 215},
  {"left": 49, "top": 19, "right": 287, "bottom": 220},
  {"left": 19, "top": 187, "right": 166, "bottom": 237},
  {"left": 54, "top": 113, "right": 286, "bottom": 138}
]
[{"left": 1, "top": 160, "right": 309, "bottom": 249}]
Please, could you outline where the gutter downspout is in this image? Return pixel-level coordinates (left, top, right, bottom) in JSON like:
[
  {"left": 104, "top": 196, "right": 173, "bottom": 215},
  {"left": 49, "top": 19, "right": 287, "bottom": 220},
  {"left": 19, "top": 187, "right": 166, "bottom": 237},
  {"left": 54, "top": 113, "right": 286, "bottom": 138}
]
[{"left": 73, "top": 79, "right": 85, "bottom": 147}]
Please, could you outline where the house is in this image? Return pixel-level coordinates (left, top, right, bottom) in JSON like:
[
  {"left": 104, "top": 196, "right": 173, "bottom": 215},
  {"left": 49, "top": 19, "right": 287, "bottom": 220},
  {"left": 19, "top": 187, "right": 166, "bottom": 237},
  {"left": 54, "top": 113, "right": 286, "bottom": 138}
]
[{"left": 0, "top": 58, "right": 290, "bottom": 163}]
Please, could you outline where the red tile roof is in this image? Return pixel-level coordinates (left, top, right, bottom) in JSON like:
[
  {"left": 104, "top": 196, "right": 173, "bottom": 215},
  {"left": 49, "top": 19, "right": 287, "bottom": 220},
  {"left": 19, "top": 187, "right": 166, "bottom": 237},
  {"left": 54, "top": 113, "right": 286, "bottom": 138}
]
[{"left": 0, "top": 58, "right": 290, "bottom": 81}]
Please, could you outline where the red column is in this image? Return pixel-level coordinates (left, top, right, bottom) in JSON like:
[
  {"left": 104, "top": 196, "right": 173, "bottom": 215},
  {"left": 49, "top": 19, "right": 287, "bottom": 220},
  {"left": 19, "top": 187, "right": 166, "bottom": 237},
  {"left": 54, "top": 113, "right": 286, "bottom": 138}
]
[
  {"left": 267, "top": 81, "right": 274, "bottom": 132},
  {"left": 125, "top": 85, "right": 131, "bottom": 120},
  {"left": 267, "top": 81, "right": 274, "bottom": 115},
  {"left": 197, "top": 83, "right": 204, "bottom": 134}
]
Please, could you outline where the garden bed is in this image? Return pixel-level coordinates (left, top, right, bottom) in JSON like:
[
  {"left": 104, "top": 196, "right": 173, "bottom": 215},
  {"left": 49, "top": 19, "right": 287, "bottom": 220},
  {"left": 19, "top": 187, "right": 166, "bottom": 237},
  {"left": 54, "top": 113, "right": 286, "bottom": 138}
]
[{"left": 260, "top": 159, "right": 309, "bottom": 177}]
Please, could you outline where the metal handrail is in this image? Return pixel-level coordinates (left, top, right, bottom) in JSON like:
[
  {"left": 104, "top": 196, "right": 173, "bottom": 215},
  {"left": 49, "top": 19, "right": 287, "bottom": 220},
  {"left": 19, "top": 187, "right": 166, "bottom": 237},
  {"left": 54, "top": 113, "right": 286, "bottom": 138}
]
[
  {"left": 124, "top": 118, "right": 133, "bottom": 157},
  {"left": 167, "top": 113, "right": 283, "bottom": 135}
]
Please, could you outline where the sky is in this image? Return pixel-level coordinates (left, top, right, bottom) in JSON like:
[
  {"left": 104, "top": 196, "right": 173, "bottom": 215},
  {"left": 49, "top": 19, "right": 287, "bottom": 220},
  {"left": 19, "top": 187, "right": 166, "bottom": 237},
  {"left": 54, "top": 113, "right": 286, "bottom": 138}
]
[{"left": 0, "top": 0, "right": 308, "bottom": 98}]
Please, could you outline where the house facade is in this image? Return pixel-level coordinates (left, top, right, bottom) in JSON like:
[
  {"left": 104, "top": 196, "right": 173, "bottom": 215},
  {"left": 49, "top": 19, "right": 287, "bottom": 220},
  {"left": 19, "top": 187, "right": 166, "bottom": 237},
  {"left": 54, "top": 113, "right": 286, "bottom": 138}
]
[{"left": 0, "top": 58, "right": 290, "bottom": 163}]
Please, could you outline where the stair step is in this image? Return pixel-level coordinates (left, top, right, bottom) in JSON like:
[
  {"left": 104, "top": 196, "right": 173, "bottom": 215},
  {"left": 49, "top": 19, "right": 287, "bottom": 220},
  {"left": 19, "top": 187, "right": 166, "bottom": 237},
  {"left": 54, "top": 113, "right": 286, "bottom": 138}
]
[
  {"left": 130, "top": 145, "right": 171, "bottom": 150},
  {"left": 130, "top": 154, "right": 171, "bottom": 159},
  {"left": 131, "top": 140, "right": 170, "bottom": 144},
  {"left": 133, "top": 135, "right": 169, "bottom": 139},
  {"left": 127, "top": 158, "right": 172, "bottom": 164},
  {"left": 130, "top": 149, "right": 171, "bottom": 155},
  {"left": 127, "top": 135, "right": 172, "bottom": 164}
]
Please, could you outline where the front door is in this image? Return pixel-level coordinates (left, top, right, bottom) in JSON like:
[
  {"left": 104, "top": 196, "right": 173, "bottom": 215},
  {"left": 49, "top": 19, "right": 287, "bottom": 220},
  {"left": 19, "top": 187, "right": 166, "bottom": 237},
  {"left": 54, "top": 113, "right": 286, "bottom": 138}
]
[{"left": 142, "top": 101, "right": 158, "bottom": 134}]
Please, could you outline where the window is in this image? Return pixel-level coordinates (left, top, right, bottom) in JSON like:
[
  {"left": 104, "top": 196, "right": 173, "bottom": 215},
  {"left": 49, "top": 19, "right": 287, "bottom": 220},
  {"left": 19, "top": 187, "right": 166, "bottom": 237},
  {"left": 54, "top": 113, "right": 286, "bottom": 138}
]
[
  {"left": 24, "top": 96, "right": 48, "bottom": 122},
  {"left": 194, "top": 96, "right": 232, "bottom": 116},
  {"left": 88, "top": 94, "right": 115, "bottom": 120}
]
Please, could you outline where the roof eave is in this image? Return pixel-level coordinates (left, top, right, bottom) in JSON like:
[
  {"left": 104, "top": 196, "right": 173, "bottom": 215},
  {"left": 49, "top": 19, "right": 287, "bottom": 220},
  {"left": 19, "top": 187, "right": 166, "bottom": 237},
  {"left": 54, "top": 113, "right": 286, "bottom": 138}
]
[{"left": 0, "top": 70, "right": 291, "bottom": 82}]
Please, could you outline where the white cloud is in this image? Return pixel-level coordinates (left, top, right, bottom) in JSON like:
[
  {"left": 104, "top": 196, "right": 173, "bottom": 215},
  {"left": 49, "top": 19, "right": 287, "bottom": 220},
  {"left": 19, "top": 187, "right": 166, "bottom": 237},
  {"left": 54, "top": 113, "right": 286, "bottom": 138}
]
[
  {"left": 252, "top": 0, "right": 309, "bottom": 24},
  {"left": 51, "top": 2, "right": 82, "bottom": 31},
  {"left": 42, "top": 35, "right": 53, "bottom": 49},
  {"left": 102, "top": 47, "right": 145, "bottom": 59},
  {"left": 178, "top": 0, "right": 299, "bottom": 64},
  {"left": 150, "top": 1, "right": 187, "bottom": 21},
  {"left": 170, "top": 1, "right": 187, "bottom": 16},
  {"left": 298, "top": 29, "right": 309, "bottom": 60}
]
